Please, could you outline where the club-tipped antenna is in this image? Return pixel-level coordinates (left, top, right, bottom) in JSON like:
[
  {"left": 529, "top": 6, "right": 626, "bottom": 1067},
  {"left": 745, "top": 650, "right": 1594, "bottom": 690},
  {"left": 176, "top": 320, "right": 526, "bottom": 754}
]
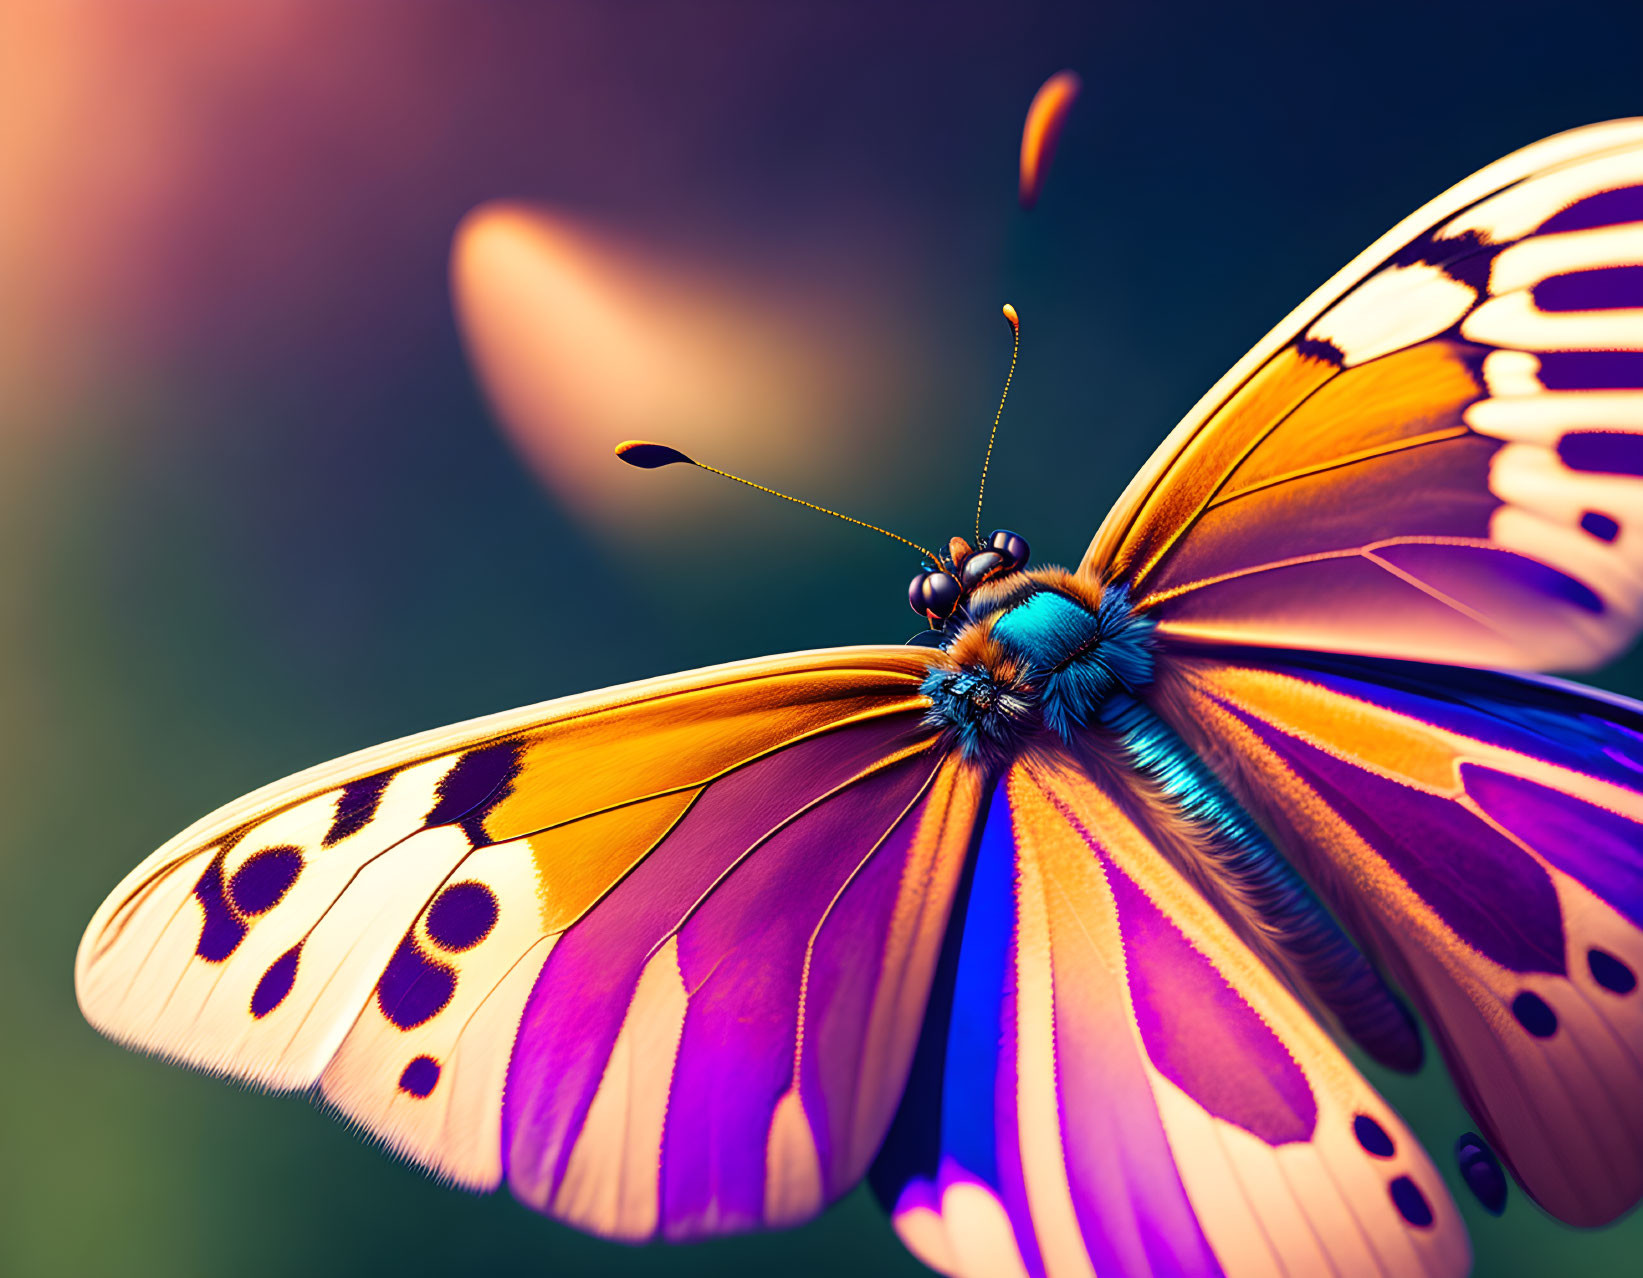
[
  {"left": 975, "top": 302, "right": 1020, "bottom": 544},
  {"left": 615, "top": 440, "right": 940, "bottom": 565}
]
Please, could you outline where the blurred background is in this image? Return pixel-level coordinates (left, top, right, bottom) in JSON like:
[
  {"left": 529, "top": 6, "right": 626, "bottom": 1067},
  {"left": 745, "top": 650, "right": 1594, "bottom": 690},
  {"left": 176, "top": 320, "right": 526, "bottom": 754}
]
[{"left": 3, "top": 1, "right": 1642, "bottom": 1274}]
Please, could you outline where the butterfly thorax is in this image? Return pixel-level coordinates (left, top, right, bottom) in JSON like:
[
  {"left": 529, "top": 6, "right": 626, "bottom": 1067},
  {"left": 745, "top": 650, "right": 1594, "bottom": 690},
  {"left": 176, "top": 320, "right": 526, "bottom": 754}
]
[{"left": 921, "top": 566, "right": 1155, "bottom": 763}]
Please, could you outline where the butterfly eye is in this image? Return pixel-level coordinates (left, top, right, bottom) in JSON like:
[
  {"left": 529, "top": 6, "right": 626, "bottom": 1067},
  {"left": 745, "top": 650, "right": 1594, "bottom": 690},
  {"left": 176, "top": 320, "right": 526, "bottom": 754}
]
[
  {"left": 909, "top": 570, "right": 963, "bottom": 621},
  {"left": 987, "top": 529, "right": 1030, "bottom": 571},
  {"left": 961, "top": 549, "right": 1009, "bottom": 590}
]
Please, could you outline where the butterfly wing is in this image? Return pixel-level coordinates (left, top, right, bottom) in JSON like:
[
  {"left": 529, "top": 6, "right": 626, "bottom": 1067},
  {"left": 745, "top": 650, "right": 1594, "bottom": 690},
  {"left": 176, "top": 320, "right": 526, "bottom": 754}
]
[
  {"left": 870, "top": 746, "right": 1468, "bottom": 1278},
  {"left": 77, "top": 645, "right": 986, "bottom": 1240},
  {"left": 1155, "top": 649, "right": 1643, "bottom": 1225},
  {"left": 1084, "top": 118, "right": 1643, "bottom": 670}
]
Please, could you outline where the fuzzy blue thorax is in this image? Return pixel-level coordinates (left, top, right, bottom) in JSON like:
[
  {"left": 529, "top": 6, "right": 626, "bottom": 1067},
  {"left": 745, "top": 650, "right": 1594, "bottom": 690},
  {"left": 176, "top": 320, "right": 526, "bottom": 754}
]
[
  {"left": 987, "top": 585, "right": 1155, "bottom": 738},
  {"left": 921, "top": 575, "right": 1155, "bottom": 752}
]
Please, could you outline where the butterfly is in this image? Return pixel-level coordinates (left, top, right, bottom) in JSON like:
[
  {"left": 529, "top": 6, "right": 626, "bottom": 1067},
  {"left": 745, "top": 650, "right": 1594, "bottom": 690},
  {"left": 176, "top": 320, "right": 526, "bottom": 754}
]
[{"left": 77, "top": 119, "right": 1643, "bottom": 1278}]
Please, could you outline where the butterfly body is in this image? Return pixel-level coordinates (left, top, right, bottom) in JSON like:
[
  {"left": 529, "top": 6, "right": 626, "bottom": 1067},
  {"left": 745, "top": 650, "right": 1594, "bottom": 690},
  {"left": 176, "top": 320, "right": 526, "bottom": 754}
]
[
  {"left": 78, "top": 121, "right": 1643, "bottom": 1277},
  {"left": 924, "top": 564, "right": 1423, "bottom": 1075}
]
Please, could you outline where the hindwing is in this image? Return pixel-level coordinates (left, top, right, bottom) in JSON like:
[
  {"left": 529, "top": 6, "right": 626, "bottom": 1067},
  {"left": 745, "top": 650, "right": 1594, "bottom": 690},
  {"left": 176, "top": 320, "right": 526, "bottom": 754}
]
[{"left": 1157, "top": 649, "right": 1643, "bottom": 1225}]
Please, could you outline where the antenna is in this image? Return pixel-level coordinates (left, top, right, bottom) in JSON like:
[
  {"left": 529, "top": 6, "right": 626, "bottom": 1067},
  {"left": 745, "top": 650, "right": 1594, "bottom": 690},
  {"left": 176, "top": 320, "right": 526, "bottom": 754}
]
[
  {"left": 975, "top": 303, "right": 1020, "bottom": 544},
  {"left": 615, "top": 441, "right": 940, "bottom": 565}
]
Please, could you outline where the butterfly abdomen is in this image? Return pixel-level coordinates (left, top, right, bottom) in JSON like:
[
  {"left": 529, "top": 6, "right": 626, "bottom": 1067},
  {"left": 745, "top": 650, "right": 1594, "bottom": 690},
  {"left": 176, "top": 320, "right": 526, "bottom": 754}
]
[{"left": 1096, "top": 691, "right": 1424, "bottom": 1072}]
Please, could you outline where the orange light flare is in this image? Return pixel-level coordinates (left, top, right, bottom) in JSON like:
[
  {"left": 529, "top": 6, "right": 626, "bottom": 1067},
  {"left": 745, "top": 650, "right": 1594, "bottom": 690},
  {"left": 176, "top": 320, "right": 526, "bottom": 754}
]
[
  {"left": 1018, "top": 70, "right": 1082, "bottom": 210},
  {"left": 451, "top": 204, "right": 928, "bottom": 539}
]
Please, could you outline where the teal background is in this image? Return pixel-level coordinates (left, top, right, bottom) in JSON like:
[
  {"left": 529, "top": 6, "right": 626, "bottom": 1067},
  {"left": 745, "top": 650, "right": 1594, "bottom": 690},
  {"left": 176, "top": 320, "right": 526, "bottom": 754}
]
[{"left": 4, "top": 1, "right": 1643, "bottom": 1274}]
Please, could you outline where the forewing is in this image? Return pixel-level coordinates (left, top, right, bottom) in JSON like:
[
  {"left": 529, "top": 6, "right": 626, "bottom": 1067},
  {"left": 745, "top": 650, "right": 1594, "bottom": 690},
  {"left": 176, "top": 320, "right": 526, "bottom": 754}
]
[
  {"left": 1157, "top": 650, "right": 1643, "bottom": 1225},
  {"left": 78, "top": 645, "right": 983, "bottom": 1236},
  {"left": 871, "top": 748, "right": 1467, "bottom": 1278},
  {"left": 1085, "top": 119, "right": 1643, "bottom": 670}
]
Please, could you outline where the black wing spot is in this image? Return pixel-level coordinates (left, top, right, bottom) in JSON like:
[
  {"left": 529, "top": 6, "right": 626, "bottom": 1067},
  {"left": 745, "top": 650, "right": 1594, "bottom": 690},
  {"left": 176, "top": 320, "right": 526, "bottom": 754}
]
[
  {"left": 325, "top": 773, "right": 392, "bottom": 846},
  {"left": 424, "top": 741, "right": 525, "bottom": 842}
]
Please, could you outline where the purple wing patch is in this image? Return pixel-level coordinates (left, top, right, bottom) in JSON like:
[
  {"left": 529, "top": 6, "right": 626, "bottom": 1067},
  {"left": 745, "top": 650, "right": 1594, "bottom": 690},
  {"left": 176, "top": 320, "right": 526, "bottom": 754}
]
[
  {"left": 1108, "top": 858, "right": 1317, "bottom": 1145},
  {"left": 659, "top": 750, "right": 933, "bottom": 1233},
  {"left": 1230, "top": 708, "right": 1567, "bottom": 975},
  {"left": 501, "top": 714, "right": 976, "bottom": 1242},
  {"left": 1464, "top": 765, "right": 1643, "bottom": 931}
]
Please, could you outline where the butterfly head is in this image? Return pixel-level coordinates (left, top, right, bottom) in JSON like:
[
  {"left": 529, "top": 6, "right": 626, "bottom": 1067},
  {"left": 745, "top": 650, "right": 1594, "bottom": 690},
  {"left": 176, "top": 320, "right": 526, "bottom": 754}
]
[{"left": 907, "top": 529, "right": 1030, "bottom": 626}]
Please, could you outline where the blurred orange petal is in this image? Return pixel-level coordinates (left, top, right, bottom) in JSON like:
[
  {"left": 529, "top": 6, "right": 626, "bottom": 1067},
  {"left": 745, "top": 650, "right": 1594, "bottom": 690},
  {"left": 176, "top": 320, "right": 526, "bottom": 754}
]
[
  {"left": 1019, "top": 70, "right": 1081, "bottom": 210},
  {"left": 451, "top": 204, "right": 922, "bottom": 537}
]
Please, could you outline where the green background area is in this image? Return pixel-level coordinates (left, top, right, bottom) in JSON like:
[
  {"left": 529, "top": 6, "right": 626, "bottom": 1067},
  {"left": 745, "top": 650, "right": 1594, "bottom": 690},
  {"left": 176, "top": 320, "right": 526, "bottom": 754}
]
[{"left": 4, "top": 1, "right": 1642, "bottom": 1274}]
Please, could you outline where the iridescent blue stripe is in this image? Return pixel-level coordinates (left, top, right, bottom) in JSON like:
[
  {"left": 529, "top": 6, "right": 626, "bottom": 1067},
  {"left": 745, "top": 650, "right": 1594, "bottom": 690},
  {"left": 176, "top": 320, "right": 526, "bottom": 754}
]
[
  {"left": 1101, "top": 693, "right": 1422, "bottom": 1072},
  {"left": 940, "top": 776, "right": 1017, "bottom": 1182},
  {"left": 1225, "top": 646, "right": 1643, "bottom": 796}
]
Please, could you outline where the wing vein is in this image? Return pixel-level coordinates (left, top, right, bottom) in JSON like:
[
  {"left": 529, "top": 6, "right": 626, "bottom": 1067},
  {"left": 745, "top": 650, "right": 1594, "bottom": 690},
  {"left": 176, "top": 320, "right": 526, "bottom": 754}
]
[{"left": 1205, "top": 426, "right": 1474, "bottom": 511}]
